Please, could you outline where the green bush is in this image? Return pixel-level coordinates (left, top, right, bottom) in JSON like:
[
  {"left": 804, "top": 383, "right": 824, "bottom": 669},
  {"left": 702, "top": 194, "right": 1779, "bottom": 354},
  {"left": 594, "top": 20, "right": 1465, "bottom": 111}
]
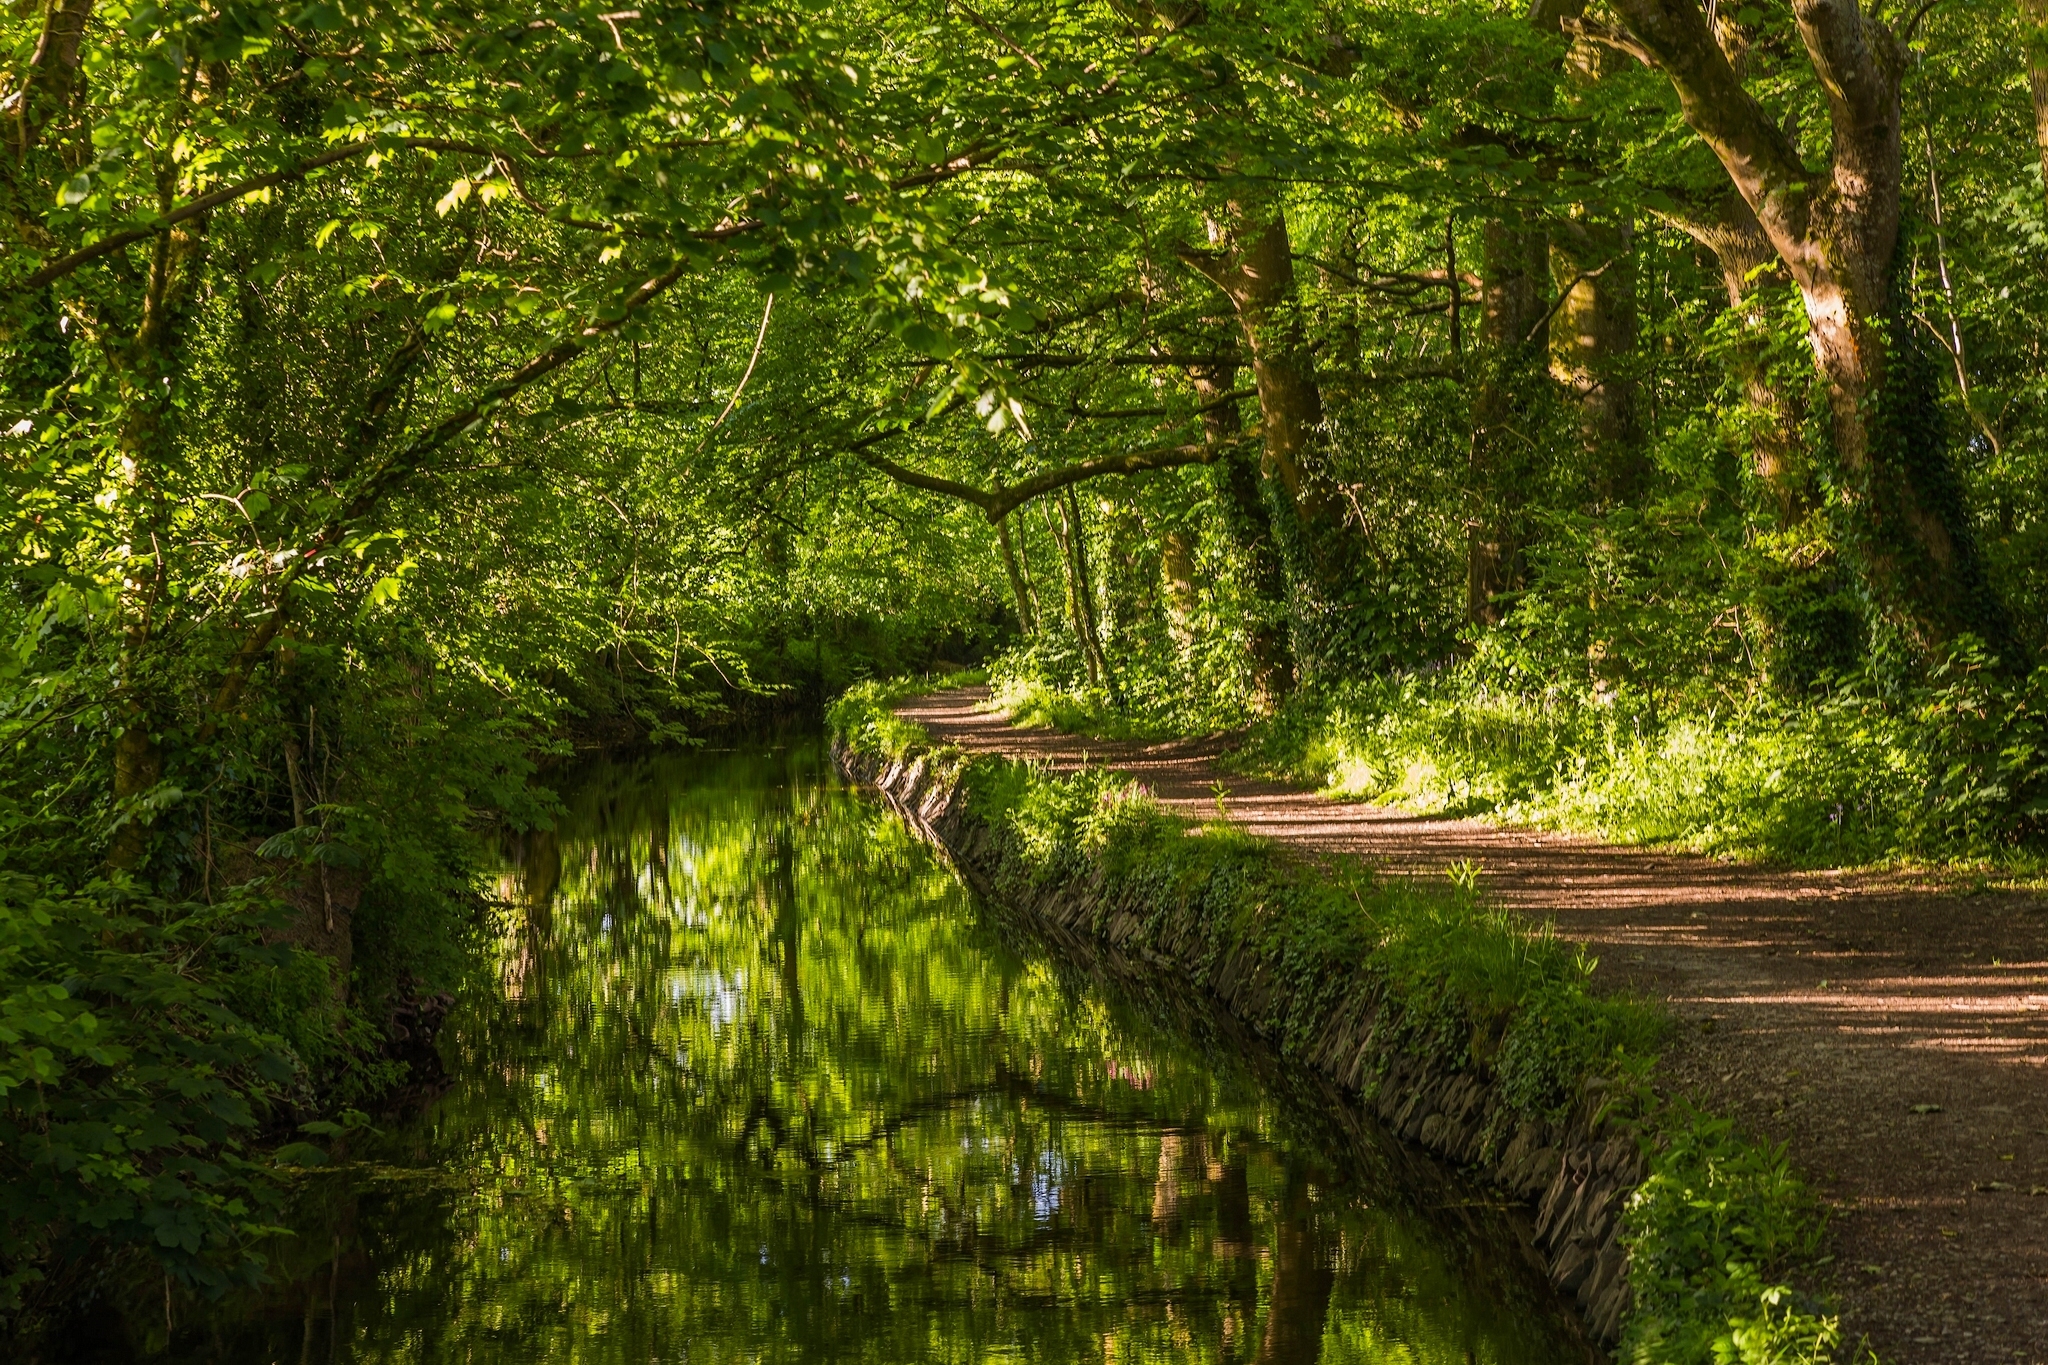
[
  {"left": 826, "top": 670, "right": 986, "bottom": 762},
  {"left": 1622, "top": 1108, "right": 1840, "bottom": 1365},
  {"left": 0, "top": 874, "right": 309, "bottom": 1312}
]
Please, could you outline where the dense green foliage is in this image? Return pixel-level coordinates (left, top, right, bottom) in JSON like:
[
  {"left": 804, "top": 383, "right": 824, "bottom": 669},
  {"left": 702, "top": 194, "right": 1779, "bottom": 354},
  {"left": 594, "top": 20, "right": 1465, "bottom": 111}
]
[
  {"left": 4, "top": 0, "right": 2045, "bottom": 1341},
  {"left": 833, "top": 686, "right": 1844, "bottom": 1363}
]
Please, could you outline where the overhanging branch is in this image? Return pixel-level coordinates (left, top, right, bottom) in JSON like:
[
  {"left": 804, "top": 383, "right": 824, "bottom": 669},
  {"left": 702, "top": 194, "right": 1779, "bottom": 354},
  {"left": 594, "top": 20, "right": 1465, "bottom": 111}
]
[
  {"left": 200, "top": 258, "right": 688, "bottom": 731},
  {"left": 17, "top": 137, "right": 1007, "bottom": 294}
]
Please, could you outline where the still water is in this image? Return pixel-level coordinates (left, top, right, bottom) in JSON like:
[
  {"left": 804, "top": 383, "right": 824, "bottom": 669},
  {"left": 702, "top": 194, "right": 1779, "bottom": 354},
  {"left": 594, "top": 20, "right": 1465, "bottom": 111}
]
[{"left": 195, "top": 742, "right": 1586, "bottom": 1364}]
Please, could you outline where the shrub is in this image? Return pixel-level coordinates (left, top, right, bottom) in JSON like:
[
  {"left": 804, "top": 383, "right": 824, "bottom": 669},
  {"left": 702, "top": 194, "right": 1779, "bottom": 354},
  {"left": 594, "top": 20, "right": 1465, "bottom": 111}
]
[{"left": 0, "top": 874, "right": 310, "bottom": 1313}]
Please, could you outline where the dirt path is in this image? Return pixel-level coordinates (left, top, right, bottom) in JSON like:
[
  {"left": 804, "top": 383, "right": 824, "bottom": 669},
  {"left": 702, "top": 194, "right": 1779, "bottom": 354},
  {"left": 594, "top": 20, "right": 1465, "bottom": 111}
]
[{"left": 896, "top": 687, "right": 2048, "bottom": 1364}]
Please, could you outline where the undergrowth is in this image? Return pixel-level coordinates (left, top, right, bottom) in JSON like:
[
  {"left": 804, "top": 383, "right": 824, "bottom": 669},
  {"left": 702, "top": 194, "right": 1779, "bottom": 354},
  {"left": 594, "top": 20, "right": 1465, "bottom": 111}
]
[
  {"left": 834, "top": 678, "right": 1855, "bottom": 1363},
  {"left": 987, "top": 674, "right": 1180, "bottom": 741},
  {"left": 991, "top": 638, "right": 2048, "bottom": 872},
  {"left": 988, "top": 646, "right": 1237, "bottom": 740},
  {"left": 1230, "top": 646, "right": 2047, "bottom": 870}
]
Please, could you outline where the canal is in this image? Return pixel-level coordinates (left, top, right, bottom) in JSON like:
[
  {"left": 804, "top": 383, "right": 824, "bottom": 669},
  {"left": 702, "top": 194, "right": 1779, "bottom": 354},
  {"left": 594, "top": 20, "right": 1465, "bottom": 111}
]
[{"left": 178, "top": 741, "right": 1587, "bottom": 1363}]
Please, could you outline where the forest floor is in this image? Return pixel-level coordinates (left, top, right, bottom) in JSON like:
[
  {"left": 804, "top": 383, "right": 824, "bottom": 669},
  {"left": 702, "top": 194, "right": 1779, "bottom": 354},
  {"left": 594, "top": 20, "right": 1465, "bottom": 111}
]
[{"left": 895, "top": 686, "right": 2048, "bottom": 1365}]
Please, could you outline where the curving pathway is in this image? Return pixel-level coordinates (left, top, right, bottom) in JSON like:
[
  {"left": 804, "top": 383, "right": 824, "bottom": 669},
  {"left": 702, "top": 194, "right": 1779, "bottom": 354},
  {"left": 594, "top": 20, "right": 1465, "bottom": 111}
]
[{"left": 895, "top": 686, "right": 2048, "bottom": 1364}]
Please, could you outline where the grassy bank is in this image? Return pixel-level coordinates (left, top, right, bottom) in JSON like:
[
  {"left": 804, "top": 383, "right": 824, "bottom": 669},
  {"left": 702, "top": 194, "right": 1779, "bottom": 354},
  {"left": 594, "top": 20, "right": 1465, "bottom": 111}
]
[
  {"left": 988, "top": 650, "right": 2048, "bottom": 874},
  {"left": 833, "top": 678, "right": 1849, "bottom": 1364}
]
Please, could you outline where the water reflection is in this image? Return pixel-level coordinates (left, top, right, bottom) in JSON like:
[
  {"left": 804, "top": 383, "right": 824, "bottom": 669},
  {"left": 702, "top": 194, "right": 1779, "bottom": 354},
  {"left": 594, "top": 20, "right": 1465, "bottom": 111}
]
[{"left": 181, "top": 742, "right": 1585, "bottom": 1364}]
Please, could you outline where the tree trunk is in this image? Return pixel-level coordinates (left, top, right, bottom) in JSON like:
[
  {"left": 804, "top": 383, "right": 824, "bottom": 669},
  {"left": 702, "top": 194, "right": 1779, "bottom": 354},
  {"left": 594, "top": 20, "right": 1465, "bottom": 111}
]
[
  {"left": 1612, "top": 0, "right": 2011, "bottom": 656},
  {"left": 8, "top": 0, "right": 93, "bottom": 161},
  {"left": 107, "top": 219, "right": 204, "bottom": 871},
  {"left": 1044, "top": 498, "right": 1098, "bottom": 686},
  {"left": 1181, "top": 203, "right": 1357, "bottom": 678},
  {"left": 996, "top": 513, "right": 1036, "bottom": 637},
  {"left": 1194, "top": 213, "right": 1324, "bottom": 516},
  {"left": 1551, "top": 1, "right": 1645, "bottom": 501},
  {"left": 1160, "top": 530, "right": 1198, "bottom": 654},
  {"left": 1672, "top": 194, "right": 1813, "bottom": 523},
  {"left": 1463, "top": 0, "right": 1601, "bottom": 627},
  {"left": 1683, "top": 202, "right": 1864, "bottom": 683},
  {"left": 1054, "top": 488, "right": 1116, "bottom": 697},
  {"left": 2028, "top": 0, "right": 2048, "bottom": 208},
  {"left": 1549, "top": 216, "right": 1644, "bottom": 500},
  {"left": 1466, "top": 217, "right": 1550, "bottom": 626},
  {"left": 1192, "top": 367, "right": 1294, "bottom": 708}
]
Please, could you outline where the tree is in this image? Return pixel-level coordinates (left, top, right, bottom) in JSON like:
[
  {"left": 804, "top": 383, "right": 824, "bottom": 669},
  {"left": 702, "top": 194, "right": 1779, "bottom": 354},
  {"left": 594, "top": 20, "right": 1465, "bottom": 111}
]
[{"left": 1598, "top": 0, "right": 2012, "bottom": 654}]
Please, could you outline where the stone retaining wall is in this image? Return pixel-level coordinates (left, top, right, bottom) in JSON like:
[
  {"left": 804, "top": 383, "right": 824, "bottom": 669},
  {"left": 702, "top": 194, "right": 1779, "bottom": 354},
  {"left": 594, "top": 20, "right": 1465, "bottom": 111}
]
[{"left": 839, "top": 738, "right": 1642, "bottom": 1345}]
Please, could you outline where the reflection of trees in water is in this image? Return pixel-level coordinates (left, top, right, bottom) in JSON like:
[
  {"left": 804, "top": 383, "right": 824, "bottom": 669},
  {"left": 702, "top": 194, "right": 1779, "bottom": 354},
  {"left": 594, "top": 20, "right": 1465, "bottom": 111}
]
[
  {"left": 1259, "top": 1169, "right": 1334, "bottom": 1365},
  {"left": 169, "top": 744, "right": 1578, "bottom": 1365}
]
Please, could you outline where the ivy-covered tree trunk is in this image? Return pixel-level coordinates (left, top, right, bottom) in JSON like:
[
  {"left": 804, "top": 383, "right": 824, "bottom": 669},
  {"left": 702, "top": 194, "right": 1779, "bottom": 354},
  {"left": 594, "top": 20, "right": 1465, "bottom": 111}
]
[
  {"left": 1613, "top": 0, "right": 2012, "bottom": 656},
  {"left": 1672, "top": 194, "right": 1813, "bottom": 523},
  {"left": 1181, "top": 204, "right": 1359, "bottom": 679},
  {"left": 1671, "top": 194, "right": 1866, "bottom": 682},
  {"left": 1191, "top": 368, "right": 1293, "bottom": 708}
]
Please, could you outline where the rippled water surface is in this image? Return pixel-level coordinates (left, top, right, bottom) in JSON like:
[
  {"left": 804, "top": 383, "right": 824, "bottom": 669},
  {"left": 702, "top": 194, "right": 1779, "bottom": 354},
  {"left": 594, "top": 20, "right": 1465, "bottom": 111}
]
[{"left": 189, "top": 742, "right": 1585, "bottom": 1364}]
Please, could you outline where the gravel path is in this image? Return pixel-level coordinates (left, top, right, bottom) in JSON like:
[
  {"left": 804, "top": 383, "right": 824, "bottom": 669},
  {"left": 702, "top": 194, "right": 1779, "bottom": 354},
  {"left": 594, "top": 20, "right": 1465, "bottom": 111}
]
[{"left": 896, "top": 686, "right": 2048, "bottom": 1364}]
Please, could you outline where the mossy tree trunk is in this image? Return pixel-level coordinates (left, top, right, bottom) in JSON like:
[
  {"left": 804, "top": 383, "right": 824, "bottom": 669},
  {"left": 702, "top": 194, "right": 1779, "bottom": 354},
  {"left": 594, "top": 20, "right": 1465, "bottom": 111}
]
[
  {"left": 1191, "top": 367, "right": 1294, "bottom": 708},
  {"left": 1613, "top": 0, "right": 2014, "bottom": 657},
  {"left": 1181, "top": 203, "right": 1361, "bottom": 679},
  {"left": 1160, "top": 529, "right": 1197, "bottom": 655},
  {"left": 1549, "top": 216, "right": 1645, "bottom": 502}
]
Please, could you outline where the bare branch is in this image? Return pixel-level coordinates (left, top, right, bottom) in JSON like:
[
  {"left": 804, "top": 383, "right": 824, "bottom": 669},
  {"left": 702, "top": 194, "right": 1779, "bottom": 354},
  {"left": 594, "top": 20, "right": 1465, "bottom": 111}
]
[{"left": 1523, "top": 256, "right": 1616, "bottom": 345}]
